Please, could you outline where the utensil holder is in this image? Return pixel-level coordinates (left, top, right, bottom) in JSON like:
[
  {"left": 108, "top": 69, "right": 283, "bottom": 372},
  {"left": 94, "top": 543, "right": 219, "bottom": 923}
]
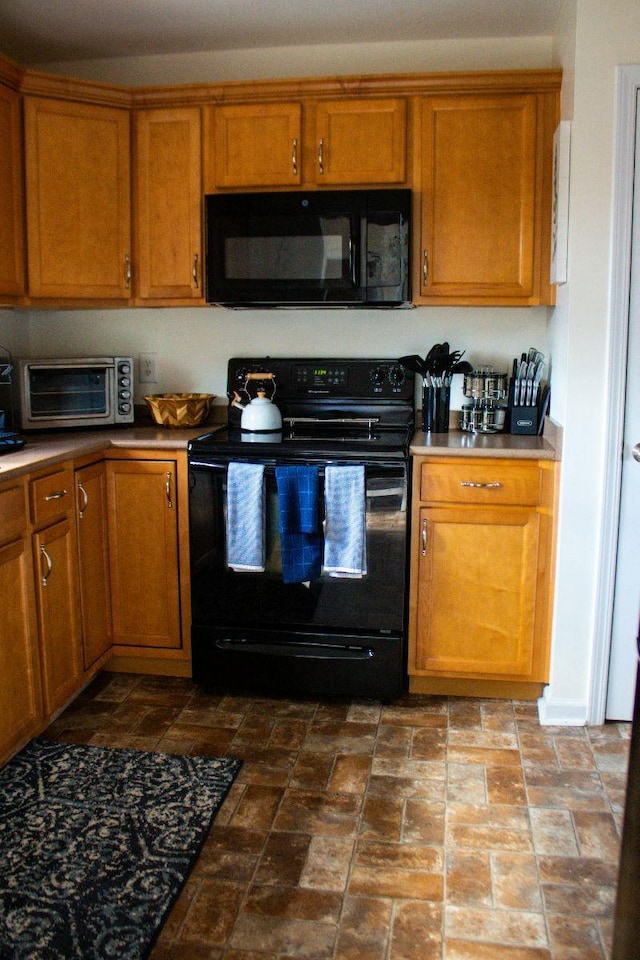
[{"left": 422, "top": 385, "right": 450, "bottom": 433}]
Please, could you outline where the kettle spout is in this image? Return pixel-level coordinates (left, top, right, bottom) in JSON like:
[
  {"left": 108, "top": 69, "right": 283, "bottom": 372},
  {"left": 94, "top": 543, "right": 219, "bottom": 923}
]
[{"left": 231, "top": 391, "right": 246, "bottom": 411}]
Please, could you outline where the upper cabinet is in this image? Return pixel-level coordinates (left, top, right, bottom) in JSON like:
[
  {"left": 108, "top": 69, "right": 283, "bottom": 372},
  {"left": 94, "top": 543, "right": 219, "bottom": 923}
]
[
  {"left": 0, "top": 83, "right": 25, "bottom": 298},
  {"left": 134, "top": 106, "right": 204, "bottom": 301},
  {"left": 205, "top": 97, "right": 407, "bottom": 190},
  {"left": 417, "top": 91, "right": 556, "bottom": 305},
  {"left": 314, "top": 98, "right": 406, "bottom": 185},
  {"left": 3, "top": 61, "right": 559, "bottom": 307},
  {"left": 24, "top": 96, "right": 131, "bottom": 300},
  {"left": 208, "top": 102, "right": 302, "bottom": 188}
]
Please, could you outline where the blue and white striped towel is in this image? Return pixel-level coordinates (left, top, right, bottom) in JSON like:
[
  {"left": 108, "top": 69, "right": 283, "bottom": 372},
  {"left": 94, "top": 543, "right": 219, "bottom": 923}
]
[
  {"left": 226, "top": 462, "right": 266, "bottom": 572},
  {"left": 323, "top": 464, "right": 367, "bottom": 578}
]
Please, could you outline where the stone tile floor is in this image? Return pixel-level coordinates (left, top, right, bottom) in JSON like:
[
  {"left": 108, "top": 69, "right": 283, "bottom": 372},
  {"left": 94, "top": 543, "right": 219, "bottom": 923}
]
[{"left": 44, "top": 673, "right": 631, "bottom": 960}]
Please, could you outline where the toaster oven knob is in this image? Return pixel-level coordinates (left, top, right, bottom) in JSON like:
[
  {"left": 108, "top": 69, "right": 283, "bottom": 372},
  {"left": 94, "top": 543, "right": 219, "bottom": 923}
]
[
  {"left": 118, "top": 362, "right": 131, "bottom": 374},
  {"left": 120, "top": 377, "right": 131, "bottom": 387},
  {"left": 120, "top": 390, "right": 131, "bottom": 400},
  {"left": 119, "top": 402, "right": 132, "bottom": 414}
]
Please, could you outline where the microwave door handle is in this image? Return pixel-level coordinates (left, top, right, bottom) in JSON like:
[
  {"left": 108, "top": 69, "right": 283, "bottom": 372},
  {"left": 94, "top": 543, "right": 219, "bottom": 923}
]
[{"left": 349, "top": 236, "right": 357, "bottom": 289}]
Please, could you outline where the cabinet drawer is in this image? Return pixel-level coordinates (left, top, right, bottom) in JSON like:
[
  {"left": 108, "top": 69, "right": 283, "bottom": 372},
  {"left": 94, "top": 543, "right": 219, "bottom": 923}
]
[
  {"left": 419, "top": 460, "right": 542, "bottom": 506},
  {"left": 0, "top": 478, "right": 27, "bottom": 544},
  {"left": 30, "top": 467, "right": 74, "bottom": 527}
]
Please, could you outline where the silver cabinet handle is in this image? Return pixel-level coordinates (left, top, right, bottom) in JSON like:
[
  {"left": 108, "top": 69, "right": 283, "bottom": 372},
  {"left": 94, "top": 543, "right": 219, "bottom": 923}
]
[
  {"left": 77, "top": 481, "right": 88, "bottom": 519},
  {"left": 423, "top": 250, "right": 429, "bottom": 283},
  {"left": 165, "top": 471, "right": 173, "bottom": 509},
  {"left": 460, "top": 481, "right": 503, "bottom": 489},
  {"left": 292, "top": 137, "right": 298, "bottom": 175},
  {"left": 45, "top": 489, "right": 68, "bottom": 501},
  {"left": 421, "top": 517, "right": 427, "bottom": 556},
  {"left": 318, "top": 138, "right": 324, "bottom": 175},
  {"left": 633, "top": 443, "right": 640, "bottom": 463},
  {"left": 192, "top": 253, "right": 199, "bottom": 288},
  {"left": 40, "top": 544, "right": 52, "bottom": 586},
  {"left": 125, "top": 253, "right": 132, "bottom": 289}
]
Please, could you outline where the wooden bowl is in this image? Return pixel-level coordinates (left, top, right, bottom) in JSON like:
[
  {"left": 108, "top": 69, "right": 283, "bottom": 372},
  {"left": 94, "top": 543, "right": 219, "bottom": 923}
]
[{"left": 144, "top": 393, "right": 215, "bottom": 428}]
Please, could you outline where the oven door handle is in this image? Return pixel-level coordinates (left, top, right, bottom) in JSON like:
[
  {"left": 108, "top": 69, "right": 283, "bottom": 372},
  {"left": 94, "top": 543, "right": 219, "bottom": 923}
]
[
  {"left": 189, "top": 458, "right": 407, "bottom": 473},
  {"left": 215, "top": 638, "right": 375, "bottom": 660}
]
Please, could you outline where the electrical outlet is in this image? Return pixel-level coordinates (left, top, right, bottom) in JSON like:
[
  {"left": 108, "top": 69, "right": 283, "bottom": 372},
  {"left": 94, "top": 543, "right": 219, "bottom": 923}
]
[{"left": 139, "top": 352, "right": 158, "bottom": 383}]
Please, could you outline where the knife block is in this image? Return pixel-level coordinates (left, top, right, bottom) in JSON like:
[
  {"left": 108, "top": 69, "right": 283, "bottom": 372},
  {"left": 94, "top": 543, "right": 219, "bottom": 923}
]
[{"left": 507, "top": 380, "right": 549, "bottom": 435}]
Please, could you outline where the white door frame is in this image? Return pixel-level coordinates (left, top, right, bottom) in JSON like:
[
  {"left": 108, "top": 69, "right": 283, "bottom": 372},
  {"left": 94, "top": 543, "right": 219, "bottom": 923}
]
[{"left": 589, "top": 65, "right": 640, "bottom": 724}]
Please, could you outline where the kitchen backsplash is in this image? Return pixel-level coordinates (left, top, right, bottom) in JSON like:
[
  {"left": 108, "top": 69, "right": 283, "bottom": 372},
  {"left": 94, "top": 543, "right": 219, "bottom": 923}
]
[{"left": 0, "top": 304, "right": 550, "bottom": 412}]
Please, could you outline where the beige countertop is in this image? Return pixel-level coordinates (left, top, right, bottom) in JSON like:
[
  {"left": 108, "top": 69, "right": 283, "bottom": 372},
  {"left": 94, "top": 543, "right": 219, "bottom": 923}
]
[
  {"left": 0, "top": 421, "right": 225, "bottom": 480},
  {"left": 410, "top": 419, "right": 561, "bottom": 459},
  {"left": 0, "top": 417, "right": 560, "bottom": 481}
]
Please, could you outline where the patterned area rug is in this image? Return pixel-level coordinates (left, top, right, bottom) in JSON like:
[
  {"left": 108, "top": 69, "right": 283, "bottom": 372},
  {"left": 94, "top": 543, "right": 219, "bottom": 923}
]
[{"left": 0, "top": 739, "right": 242, "bottom": 960}]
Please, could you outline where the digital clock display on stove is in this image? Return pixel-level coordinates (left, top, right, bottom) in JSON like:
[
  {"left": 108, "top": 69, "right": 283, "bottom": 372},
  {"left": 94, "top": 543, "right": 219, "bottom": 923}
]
[{"left": 295, "top": 364, "right": 349, "bottom": 387}]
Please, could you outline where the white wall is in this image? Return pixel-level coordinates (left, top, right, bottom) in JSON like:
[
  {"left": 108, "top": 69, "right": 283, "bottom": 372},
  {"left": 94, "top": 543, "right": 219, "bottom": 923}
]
[
  {"left": 19, "top": 306, "right": 549, "bottom": 413},
  {"left": 37, "top": 36, "right": 555, "bottom": 85},
  {"left": 0, "top": 310, "right": 30, "bottom": 356},
  {"left": 541, "top": 0, "right": 640, "bottom": 724}
]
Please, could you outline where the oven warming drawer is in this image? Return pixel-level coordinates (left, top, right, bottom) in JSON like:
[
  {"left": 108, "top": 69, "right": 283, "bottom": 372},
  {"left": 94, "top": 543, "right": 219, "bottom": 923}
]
[{"left": 192, "top": 626, "right": 404, "bottom": 700}]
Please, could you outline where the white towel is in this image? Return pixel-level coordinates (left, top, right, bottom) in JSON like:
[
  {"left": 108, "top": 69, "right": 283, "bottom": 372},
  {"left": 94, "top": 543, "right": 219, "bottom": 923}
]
[
  {"left": 323, "top": 464, "right": 367, "bottom": 578},
  {"left": 226, "top": 462, "right": 266, "bottom": 572}
]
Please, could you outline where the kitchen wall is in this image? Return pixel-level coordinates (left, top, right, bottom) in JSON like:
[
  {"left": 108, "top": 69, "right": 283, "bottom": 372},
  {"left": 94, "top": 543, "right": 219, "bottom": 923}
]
[
  {"left": 542, "top": 0, "right": 640, "bottom": 723},
  {"left": 12, "top": 306, "right": 550, "bottom": 414},
  {"left": 35, "top": 36, "right": 555, "bottom": 85},
  {"left": 4, "top": 7, "right": 639, "bottom": 723},
  {"left": 0, "top": 32, "right": 557, "bottom": 415}
]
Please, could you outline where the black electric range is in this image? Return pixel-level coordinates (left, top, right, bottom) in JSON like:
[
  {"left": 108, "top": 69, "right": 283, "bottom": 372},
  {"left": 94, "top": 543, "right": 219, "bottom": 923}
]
[{"left": 187, "top": 357, "right": 415, "bottom": 702}]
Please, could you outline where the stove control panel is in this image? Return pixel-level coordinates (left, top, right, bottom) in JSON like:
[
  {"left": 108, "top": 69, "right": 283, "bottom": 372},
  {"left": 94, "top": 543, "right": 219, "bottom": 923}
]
[{"left": 227, "top": 358, "right": 413, "bottom": 401}]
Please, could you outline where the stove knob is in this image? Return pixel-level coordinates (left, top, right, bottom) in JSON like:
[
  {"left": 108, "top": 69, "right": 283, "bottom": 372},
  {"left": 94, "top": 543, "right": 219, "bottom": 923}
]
[
  {"left": 388, "top": 366, "right": 405, "bottom": 386},
  {"left": 370, "top": 366, "right": 387, "bottom": 386}
]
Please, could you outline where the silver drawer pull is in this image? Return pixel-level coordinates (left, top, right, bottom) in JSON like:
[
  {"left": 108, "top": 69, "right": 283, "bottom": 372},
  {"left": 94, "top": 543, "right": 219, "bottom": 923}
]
[
  {"left": 460, "top": 481, "right": 503, "bottom": 489},
  {"left": 45, "top": 488, "right": 68, "bottom": 501},
  {"left": 40, "top": 544, "right": 52, "bottom": 586},
  {"left": 77, "top": 481, "right": 88, "bottom": 518}
]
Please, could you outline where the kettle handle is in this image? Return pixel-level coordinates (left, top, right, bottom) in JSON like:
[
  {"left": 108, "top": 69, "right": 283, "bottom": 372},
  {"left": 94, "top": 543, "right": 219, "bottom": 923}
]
[{"left": 243, "top": 371, "right": 277, "bottom": 402}]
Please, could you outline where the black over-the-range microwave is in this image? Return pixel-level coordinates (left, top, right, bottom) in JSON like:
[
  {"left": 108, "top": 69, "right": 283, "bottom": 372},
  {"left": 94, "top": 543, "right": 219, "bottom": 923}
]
[{"left": 204, "top": 188, "right": 411, "bottom": 308}]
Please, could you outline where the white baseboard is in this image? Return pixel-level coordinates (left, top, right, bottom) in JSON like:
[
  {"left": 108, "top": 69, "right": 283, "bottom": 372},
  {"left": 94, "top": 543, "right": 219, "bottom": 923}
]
[{"left": 537, "top": 688, "right": 588, "bottom": 726}]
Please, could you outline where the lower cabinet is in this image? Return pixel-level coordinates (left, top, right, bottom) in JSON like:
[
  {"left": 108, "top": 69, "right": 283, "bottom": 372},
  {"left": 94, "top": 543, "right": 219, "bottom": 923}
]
[
  {"left": 408, "top": 456, "right": 556, "bottom": 698},
  {"left": 33, "top": 518, "right": 83, "bottom": 715},
  {"left": 106, "top": 457, "right": 182, "bottom": 653},
  {"left": 0, "top": 477, "right": 41, "bottom": 766},
  {"left": 75, "top": 461, "right": 112, "bottom": 670},
  {"left": 29, "top": 464, "right": 83, "bottom": 716}
]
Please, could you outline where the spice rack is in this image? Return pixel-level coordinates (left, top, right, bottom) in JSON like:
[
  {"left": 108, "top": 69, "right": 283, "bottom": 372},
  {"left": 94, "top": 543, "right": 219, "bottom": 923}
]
[{"left": 460, "top": 367, "right": 508, "bottom": 434}]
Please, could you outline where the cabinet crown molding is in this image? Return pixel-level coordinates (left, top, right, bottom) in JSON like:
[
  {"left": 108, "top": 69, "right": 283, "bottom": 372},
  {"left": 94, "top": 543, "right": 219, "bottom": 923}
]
[{"left": 1, "top": 51, "right": 561, "bottom": 108}]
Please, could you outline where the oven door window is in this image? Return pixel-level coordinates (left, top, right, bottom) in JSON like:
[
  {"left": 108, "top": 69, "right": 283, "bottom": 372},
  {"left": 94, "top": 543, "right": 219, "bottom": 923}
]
[
  {"left": 189, "top": 463, "right": 407, "bottom": 635},
  {"left": 27, "top": 366, "right": 111, "bottom": 419}
]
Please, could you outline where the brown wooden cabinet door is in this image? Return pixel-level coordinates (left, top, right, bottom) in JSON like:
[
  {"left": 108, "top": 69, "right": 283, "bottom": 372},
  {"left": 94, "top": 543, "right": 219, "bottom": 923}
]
[
  {"left": 33, "top": 518, "right": 83, "bottom": 715},
  {"left": 0, "top": 83, "right": 25, "bottom": 297},
  {"left": 76, "top": 462, "right": 112, "bottom": 670},
  {"left": 207, "top": 102, "right": 302, "bottom": 189},
  {"left": 315, "top": 98, "right": 406, "bottom": 184},
  {"left": 414, "top": 504, "right": 541, "bottom": 681},
  {"left": 0, "top": 537, "right": 41, "bottom": 764},
  {"left": 106, "top": 459, "right": 181, "bottom": 650},
  {"left": 419, "top": 94, "right": 538, "bottom": 303},
  {"left": 135, "top": 107, "right": 203, "bottom": 300},
  {"left": 24, "top": 97, "right": 131, "bottom": 299}
]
